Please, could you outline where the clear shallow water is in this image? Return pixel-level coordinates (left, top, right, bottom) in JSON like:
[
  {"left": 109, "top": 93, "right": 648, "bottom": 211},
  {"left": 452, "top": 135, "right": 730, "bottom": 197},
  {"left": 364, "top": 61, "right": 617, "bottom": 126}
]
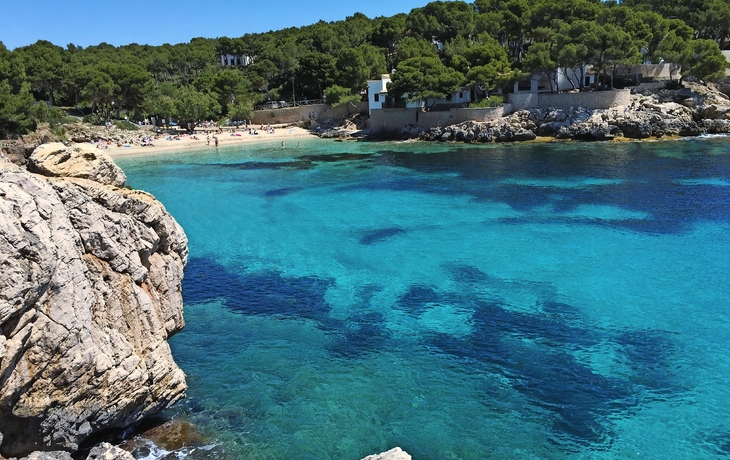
[{"left": 117, "top": 138, "right": 730, "bottom": 459}]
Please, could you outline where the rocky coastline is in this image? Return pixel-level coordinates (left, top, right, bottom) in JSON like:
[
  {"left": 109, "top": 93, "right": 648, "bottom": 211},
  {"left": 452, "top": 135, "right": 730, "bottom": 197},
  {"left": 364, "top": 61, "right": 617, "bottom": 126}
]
[
  {"left": 382, "top": 82, "right": 730, "bottom": 143},
  {"left": 0, "top": 144, "right": 188, "bottom": 458}
]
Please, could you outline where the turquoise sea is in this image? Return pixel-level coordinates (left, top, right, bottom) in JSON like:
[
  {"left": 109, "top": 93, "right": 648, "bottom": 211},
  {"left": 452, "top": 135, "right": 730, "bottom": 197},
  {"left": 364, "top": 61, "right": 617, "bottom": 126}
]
[{"left": 116, "top": 137, "right": 730, "bottom": 460}]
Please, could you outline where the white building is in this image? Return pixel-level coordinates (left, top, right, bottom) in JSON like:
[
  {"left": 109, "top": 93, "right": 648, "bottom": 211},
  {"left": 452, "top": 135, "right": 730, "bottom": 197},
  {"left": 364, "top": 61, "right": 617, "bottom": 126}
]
[
  {"left": 367, "top": 74, "right": 472, "bottom": 114},
  {"left": 514, "top": 67, "right": 595, "bottom": 93},
  {"left": 220, "top": 54, "right": 255, "bottom": 67},
  {"left": 431, "top": 89, "right": 471, "bottom": 108},
  {"left": 367, "top": 74, "right": 422, "bottom": 114}
]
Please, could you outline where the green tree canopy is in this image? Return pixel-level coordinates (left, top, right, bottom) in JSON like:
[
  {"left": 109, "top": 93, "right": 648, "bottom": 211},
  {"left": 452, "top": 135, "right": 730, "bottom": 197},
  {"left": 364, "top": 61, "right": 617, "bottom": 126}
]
[
  {"left": 685, "top": 39, "right": 728, "bottom": 81},
  {"left": 15, "top": 40, "right": 67, "bottom": 104},
  {"left": 174, "top": 87, "right": 221, "bottom": 131},
  {"left": 323, "top": 84, "right": 361, "bottom": 108},
  {"left": 387, "top": 56, "right": 465, "bottom": 106},
  {"left": 0, "top": 81, "right": 37, "bottom": 136}
]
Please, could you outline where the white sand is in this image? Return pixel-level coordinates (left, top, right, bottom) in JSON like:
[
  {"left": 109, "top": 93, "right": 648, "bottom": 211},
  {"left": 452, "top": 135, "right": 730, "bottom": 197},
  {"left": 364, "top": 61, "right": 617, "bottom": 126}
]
[{"left": 106, "top": 126, "right": 317, "bottom": 158}]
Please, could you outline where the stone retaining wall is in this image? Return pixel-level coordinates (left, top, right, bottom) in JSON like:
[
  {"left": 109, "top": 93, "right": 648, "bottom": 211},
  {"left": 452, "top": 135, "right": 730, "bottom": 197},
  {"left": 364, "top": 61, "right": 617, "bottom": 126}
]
[
  {"left": 507, "top": 89, "right": 631, "bottom": 112},
  {"left": 251, "top": 102, "right": 368, "bottom": 125},
  {"left": 370, "top": 106, "right": 503, "bottom": 132}
]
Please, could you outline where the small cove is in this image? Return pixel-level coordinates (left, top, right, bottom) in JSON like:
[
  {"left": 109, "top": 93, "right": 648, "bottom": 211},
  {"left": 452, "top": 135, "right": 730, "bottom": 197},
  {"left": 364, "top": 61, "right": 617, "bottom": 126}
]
[{"left": 117, "top": 137, "right": 730, "bottom": 459}]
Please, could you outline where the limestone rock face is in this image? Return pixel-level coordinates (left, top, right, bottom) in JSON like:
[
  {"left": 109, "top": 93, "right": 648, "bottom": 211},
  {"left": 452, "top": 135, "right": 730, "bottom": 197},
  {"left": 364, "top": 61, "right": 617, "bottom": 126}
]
[
  {"left": 27, "top": 143, "right": 127, "bottom": 187},
  {"left": 415, "top": 83, "right": 730, "bottom": 143},
  {"left": 0, "top": 145, "right": 188, "bottom": 457},
  {"left": 24, "top": 452, "right": 74, "bottom": 460},
  {"left": 85, "top": 442, "right": 135, "bottom": 460},
  {"left": 361, "top": 447, "right": 412, "bottom": 460},
  {"left": 0, "top": 142, "right": 31, "bottom": 167}
]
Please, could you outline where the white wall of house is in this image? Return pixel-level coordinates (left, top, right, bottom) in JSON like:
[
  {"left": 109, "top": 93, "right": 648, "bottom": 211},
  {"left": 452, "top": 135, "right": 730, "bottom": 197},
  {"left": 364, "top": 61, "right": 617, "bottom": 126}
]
[
  {"left": 220, "top": 54, "right": 254, "bottom": 67},
  {"left": 557, "top": 68, "right": 593, "bottom": 90},
  {"left": 514, "top": 67, "right": 595, "bottom": 93},
  {"left": 367, "top": 74, "right": 424, "bottom": 114},
  {"left": 430, "top": 89, "right": 472, "bottom": 106},
  {"left": 367, "top": 75, "right": 390, "bottom": 114}
]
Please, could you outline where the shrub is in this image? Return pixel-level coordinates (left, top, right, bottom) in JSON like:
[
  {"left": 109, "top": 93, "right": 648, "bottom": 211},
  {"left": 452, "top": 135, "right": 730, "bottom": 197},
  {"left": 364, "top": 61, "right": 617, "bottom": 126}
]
[
  {"left": 113, "top": 120, "right": 138, "bottom": 130},
  {"left": 50, "top": 125, "right": 67, "bottom": 141},
  {"left": 324, "top": 85, "right": 361, "bottom": 108},
  {"left": 469, "top": 95, "right": 504, "bottom": 108},
  {"left": 82, "top": 113, "right": 105, "bottom": 125}
]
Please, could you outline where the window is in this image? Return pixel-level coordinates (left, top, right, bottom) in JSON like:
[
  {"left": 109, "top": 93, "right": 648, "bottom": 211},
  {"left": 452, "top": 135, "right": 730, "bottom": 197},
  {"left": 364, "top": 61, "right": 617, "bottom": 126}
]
[
  {"left": 459, "top": 92, "right": 463, "bottom": 99},
  {"left": 374, "top": 94, "right": 380, "bottom": 102}
]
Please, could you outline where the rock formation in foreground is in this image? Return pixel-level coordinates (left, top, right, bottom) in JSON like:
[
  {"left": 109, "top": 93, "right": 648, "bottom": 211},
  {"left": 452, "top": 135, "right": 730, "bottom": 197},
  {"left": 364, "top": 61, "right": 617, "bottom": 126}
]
[{"left": 0, "top": 143, "right": 188, "bottom": 457}]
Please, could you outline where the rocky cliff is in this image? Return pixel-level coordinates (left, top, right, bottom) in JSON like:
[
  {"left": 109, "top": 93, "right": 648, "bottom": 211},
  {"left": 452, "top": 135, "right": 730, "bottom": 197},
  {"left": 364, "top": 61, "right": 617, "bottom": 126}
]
[
  {"left": 414, "top": 82, "right": 730, "bottom": 143},
  {"left": 0, "top": 143, "right": 188, "bottom": 457}
]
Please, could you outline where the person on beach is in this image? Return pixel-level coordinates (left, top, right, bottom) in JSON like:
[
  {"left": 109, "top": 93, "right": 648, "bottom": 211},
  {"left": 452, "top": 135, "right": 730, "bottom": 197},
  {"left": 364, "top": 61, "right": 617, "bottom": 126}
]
[
  {"left": 214, "top": 137, "right": 219, "bottom": 147},
  {"left": 206, "top": 135, "right": 210, "bottom": 145}
]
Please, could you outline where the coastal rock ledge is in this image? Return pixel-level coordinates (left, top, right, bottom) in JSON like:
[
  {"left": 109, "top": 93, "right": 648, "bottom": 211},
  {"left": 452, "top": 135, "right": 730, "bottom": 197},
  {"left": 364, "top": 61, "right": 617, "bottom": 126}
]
[{"left": 0, "top": 143, "right": 188, "bottom": 457}]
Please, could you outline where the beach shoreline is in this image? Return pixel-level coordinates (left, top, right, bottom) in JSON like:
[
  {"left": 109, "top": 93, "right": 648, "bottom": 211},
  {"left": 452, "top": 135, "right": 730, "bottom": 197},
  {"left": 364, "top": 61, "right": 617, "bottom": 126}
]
[{"left": 105, "top": 126, "right": 319, "bottom": 158}]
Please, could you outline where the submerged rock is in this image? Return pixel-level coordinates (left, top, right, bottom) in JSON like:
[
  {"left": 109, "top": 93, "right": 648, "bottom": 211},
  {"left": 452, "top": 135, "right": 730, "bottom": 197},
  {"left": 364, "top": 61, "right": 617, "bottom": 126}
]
[
  {"left": 0, "top": 144, "right": 188, "bottom": 457},
  {"left": 131, "top": 420, "right": 205, "bottom": 451}
]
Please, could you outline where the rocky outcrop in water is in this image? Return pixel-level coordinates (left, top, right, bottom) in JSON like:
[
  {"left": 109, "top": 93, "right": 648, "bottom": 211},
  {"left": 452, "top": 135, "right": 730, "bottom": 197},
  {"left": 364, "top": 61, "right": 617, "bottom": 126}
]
[
  {"left": 416, "top": 82, "right": 730, "bottom": 143},
  {"left": 361, "top": 447, "right": 411, "bottom": 460},
  {"left": 0, "top": 143, "right": 188, "bottom": 457}
]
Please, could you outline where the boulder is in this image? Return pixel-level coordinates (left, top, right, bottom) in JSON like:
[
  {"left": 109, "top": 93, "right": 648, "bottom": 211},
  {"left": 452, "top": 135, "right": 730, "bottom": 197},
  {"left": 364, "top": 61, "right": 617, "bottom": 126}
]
[
  {"left": 556, "top": 122, "right": 621, "bottom": 141},
  {"left": 699, "top": 104, "right": 729, "bottom": 119},
  {"left": 652, "top": 120, "right": 703, "bottom": 137},
  {"left": 701, "top": 119, "right": 730, "bottom": 134},
  {"left": 85, "top": 443, "right": 134, "bottom": 460},
  {"left": 23, "top": 452, "right": 73, "bottom": 460},
  {"left": 511, "top": 128, "right": 538, "bottom": 141},
  {"left": 27, "top": 143, "right": 126, "bottom": 187},
  {"left": 537, "top": 121, "right": 570, "bottom": 136},
  {"left": 0, "top": 143, "right": 29, "bottom": 166},
  {"left": 420, "top": 127, "right": 442, "bottom": 142},
  {"left": 616, "top": 120, "right": 653, "bottom": 138},
  {"left": 362, "top": 447, "right": 412, "bottom": 460}
]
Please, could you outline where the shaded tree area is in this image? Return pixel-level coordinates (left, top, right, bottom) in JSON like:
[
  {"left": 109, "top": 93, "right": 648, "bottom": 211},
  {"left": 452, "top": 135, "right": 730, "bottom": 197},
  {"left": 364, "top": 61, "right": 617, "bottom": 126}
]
[{"left": 2, "top": 0, "right": 728, "bottom": 136}]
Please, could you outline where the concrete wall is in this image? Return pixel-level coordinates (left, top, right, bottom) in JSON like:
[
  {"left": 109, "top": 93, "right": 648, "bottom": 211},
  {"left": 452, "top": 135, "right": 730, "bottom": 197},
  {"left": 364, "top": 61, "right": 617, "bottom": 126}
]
[
  {"left": 507, "top": 92, "right": 539, "bottom": 110},
  {"left": 251, "top": 102, "right": 368, "bottom": 125},
  {"left": 615, "top": 63, "right": 680, "bottom": 81},
  {"left": 507, "top": 89, "right": 630, "bottom": 112},
  {"left": 370, "top": 107, "right": 503, "bottom": 132}
]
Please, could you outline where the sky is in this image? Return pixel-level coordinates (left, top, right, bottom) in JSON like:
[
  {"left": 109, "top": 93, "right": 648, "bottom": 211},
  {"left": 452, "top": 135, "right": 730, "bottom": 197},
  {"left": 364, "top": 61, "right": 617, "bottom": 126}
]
[{"left": 0, "top": 0, "right": 431, "bottom": 50}]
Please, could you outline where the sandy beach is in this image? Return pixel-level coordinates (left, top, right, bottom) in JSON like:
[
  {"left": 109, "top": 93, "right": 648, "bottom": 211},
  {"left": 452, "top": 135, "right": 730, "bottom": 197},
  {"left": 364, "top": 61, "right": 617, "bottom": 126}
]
[{"left": 106, "top": 125, "right": 318, "bottom": 158}]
